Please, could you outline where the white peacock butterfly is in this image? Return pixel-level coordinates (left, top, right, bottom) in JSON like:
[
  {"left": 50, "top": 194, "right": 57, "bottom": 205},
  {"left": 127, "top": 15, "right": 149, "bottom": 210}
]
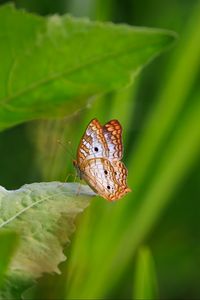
[{"left": 73, "top": 118, "right": 131, "bottom": 201}]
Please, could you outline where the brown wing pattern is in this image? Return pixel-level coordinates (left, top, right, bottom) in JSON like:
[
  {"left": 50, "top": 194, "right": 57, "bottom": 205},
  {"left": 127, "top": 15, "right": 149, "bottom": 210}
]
[
  {"left": 75, "top": 118, "right": 131, "bottom": 201},
  {"left": 82, "top": 158, "right": 131, "bottom": 201},
  {"left": 103, "top": 120, "right": 123, "bottom": 160},
  {"left": 77, "top": 119, "right": 108, "bottom": 166}
]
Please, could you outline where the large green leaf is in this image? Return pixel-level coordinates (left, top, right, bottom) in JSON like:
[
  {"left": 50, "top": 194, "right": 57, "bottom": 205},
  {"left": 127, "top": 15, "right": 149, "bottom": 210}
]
[
  {"left": 0, "top": 4, "right": 176, "bottom": 131},
  {"left": 0, "top": 182, "right": 95, "bottom": 298}
]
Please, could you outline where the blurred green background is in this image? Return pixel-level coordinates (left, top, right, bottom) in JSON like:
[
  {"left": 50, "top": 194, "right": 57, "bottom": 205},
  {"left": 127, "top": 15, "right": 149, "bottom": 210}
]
[{"left": 0, "top": 0, "right": 200, "bottom": 299}]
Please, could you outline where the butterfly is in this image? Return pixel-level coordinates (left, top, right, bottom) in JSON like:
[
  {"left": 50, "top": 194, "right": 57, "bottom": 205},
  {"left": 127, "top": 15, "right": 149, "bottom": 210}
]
[{"left": 73, "top": 118, "right": 131, "bottom": 201}]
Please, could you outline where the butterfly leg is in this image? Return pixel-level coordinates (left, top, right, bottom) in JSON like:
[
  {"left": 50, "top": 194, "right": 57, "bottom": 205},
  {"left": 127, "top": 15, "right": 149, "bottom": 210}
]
[
  {"left": 75, "top": 181, "right": 83, "bottom": 196},
  {"left": 57, "top": 172, "right": 76, "bottom": 189},
  {"left": 64, "top": 172, "right": 77, "bottom": 183}
]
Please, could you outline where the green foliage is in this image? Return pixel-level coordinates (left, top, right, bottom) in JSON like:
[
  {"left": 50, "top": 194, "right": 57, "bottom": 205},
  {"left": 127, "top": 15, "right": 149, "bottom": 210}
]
[
  {"left": 0, "top": 182, "right": 94, "bottom": 297},
  {"left": 133, "top": 246, "right": 158, "bottom": 299},
  {"left": 0, "top": 4, "right": 175, "bottom": 131},
  {"left": 0, "top": 231, "right": 18, "bottom": 287},
  {"left": 0, "top": 6, "right": 176, "bottom": 296},
  {"left": 63, "top": 2, "right": 200, "bottom": 299},
  {"left": 1, "top": 1, "right": 199, "bottom": 300}
]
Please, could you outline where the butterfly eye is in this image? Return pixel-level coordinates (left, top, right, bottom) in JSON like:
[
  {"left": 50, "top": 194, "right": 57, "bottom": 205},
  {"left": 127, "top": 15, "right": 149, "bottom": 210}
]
[
  {"left": 115, "top": 171, "right": 117, "bottom": 175},
  {"left": 94, "top": 147, "right": 98, "bottom": 152},
  {"left": 104, "top": 170, "right": 108, "bottom": 175},
  {"left": 107, "top": 185, "right": 111, "bottom": 190}
]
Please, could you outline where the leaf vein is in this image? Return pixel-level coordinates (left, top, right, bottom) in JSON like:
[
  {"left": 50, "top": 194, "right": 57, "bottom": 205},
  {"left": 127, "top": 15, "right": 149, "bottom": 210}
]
[
  {"left": 0, "top": 191, "right": 72, "bottom": 229},
  {"left": 0, "top": 45, "right": 149, "bottom": 106}
]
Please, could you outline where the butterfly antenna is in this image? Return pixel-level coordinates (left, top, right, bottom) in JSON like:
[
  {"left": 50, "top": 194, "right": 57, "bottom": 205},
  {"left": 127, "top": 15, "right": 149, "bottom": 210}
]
[{"left": 57, "top": 139, "right": 74, "bottom": 160}]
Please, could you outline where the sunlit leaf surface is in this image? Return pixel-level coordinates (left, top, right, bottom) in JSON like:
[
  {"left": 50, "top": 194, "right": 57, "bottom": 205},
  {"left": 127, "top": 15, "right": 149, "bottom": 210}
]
[
  {"left": 0, "top": 182, "right": 95, "bottom": 298},
  {"left": 0, "top": 4, "right": 176, "bottom": 131}
]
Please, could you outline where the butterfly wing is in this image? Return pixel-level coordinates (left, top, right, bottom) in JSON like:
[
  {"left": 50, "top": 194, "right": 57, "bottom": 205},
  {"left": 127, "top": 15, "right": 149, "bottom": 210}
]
[
  {"left": 103, "top": 120, "right": 123, "bottom": 160},
  {"left": 112, "top": 160, "right": 131, "bottom": 191},
  {"left": 82, "top": 158, "right": 131, "bottom": 201},
  {"left": 74, "top": 118, "right": 131, "bottom": 201},
  {"left": 77, "top": 118, "right": 109, "bottom": 166}
]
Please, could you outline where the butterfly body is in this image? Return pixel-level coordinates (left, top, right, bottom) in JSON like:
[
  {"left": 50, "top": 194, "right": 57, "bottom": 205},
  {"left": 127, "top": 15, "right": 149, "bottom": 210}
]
[{"left": 74, "top": 118, "right": 131, "bottom": 201}]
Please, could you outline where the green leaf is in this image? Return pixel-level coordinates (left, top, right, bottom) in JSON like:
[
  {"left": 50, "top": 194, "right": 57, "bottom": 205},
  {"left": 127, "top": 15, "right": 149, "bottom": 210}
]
[
  {"left": 0, "top": 4, "right": 176, "bottom": 131},
  {"left": 133, "top": 246, "right": 158, "bottom": 300},
  {"left": 0, "top": 231, "right": 18, "bottom": 287},
  {"left": 0, "top": 182, "right": 95, "bottom": 298}
]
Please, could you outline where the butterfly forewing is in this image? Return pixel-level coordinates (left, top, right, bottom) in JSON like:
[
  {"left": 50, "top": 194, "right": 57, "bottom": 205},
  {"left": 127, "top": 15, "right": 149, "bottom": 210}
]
[
  {"left": 77, "top": 119, "right": 108, "bottom": 165},
  {"left": 103, "top": 120, "right": 123, "bottom": 160}
]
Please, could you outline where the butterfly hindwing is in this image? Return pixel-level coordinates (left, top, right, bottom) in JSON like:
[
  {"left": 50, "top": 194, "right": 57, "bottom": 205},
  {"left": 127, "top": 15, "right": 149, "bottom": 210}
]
[
  {"left": 82, "top": 158, "right": 131, "bottom": 201},
  {"left": 112, "top": 160, "right": 130, "bottom": 190}
]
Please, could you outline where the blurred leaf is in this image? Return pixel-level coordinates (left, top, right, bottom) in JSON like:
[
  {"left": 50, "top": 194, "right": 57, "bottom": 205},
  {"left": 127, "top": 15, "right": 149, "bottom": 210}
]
[
  {"left": 102, "top": 93, "right": 199, "bottom": 297},
  {"left": 75, "top": 4, "right": 200, "bottom": 297},
  {"left": 96, "top": 91, "right": 200, "bottom": 297},
  {"left": 133, "top": 246, "right": 158, "bottom": 300},
  {"left": 130, "top": 1, "right": 200, "bottom": 189},
  {"left": 0, "top": 4, "right": 176, "bottom": 131},
  {"left": 0, "top": 231, "right": 18, "bottom": 287},
  {"left": 0, "top": 182, "right": 95, "bottom": 298}
]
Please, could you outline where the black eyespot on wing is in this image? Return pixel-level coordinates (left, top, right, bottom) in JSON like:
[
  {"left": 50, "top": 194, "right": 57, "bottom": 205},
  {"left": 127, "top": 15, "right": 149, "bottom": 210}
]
[
  {"left": 107, "top": 185, "right": 110, "bottom": 190},
  {"left": 114, "top": 171, "right": 117, "bottom": 175},
  {"left": 104, "top": 170, "right": 108, "bottom": 175},
  {"left": 94, "top": 147, "right": 98, "bottom": 152}
]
